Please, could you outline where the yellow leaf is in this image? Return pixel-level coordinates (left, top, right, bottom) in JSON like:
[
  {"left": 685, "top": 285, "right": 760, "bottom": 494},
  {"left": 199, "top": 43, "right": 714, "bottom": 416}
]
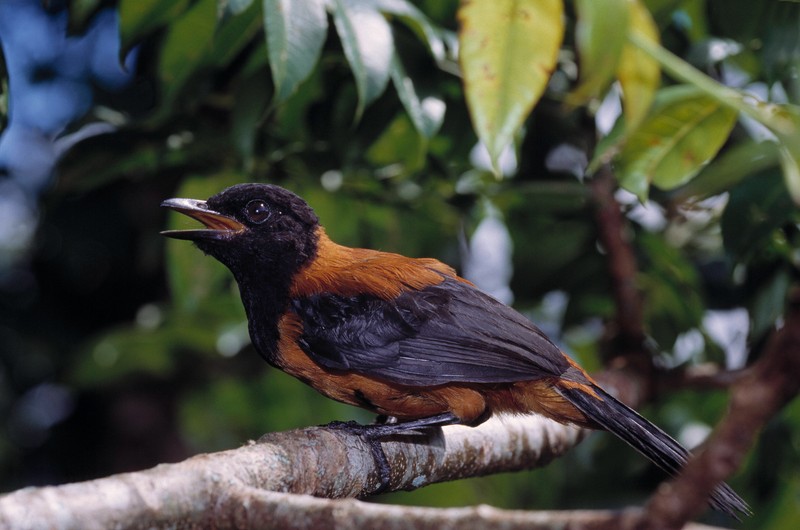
[
  {"left": 458, "top": 0, "right": 564, "bottom": 174},
  {"left": 617, "top": 0, "right": 660, "bottom": 131}
]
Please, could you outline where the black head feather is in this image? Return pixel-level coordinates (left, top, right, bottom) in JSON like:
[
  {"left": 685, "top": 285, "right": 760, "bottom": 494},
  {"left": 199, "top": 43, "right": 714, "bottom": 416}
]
[{"left": 163, "top": 183, "right": 320, "bottom": 287}]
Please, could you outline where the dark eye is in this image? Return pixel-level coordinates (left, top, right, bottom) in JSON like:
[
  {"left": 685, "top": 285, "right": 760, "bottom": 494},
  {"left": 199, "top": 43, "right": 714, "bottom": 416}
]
[{"left": 245, "top": 200, "right": 271, "bottom": 224}]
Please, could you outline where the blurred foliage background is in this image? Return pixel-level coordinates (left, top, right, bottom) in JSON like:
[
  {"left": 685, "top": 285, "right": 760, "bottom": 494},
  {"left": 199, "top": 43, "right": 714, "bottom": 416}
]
[{"left": 0, "top": 0, "right": 798, "bottom": 528}]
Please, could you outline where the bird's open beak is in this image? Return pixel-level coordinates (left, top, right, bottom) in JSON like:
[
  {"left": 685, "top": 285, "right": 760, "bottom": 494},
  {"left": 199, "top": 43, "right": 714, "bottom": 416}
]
[{"left": 160, "top": 198, "right": 245, "bottom": 240}]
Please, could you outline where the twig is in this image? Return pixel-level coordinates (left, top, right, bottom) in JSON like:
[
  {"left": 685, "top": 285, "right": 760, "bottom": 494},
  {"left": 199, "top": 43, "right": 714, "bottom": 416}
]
[{"left": 659, "top": 364, "right": 746, "bottom": 392}]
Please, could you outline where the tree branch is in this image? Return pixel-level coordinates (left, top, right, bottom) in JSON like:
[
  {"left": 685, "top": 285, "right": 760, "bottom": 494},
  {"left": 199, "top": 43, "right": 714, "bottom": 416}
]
[
  {"left": 633, "top": 286, "right": 800, "bottom": 530},
  {"left": 196, "top": 489, "right": 733, "bottom": 530},
  {"left": 590, "top": 164, "right": 647, "bottom": 359},
  {"left": 0, "top": 414, "right": 589, "bottom": 529}
]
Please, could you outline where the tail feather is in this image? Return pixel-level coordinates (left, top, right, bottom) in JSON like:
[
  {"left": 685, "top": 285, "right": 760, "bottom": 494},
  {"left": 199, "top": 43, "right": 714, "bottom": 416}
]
[{"left": 557, "top": 384, "right": 751, "bottom": 519}]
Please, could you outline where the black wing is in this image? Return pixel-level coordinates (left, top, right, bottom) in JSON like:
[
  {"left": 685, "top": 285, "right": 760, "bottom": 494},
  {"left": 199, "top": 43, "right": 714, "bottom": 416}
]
[{"left": 291, "top": 277, "right": 572, "bottom": 386}]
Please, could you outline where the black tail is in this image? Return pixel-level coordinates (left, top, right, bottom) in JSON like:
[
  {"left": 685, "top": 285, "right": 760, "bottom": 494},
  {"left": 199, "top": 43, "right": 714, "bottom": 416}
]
[{"left": 557, "top": 384, "right": 751, "bottom": 519}]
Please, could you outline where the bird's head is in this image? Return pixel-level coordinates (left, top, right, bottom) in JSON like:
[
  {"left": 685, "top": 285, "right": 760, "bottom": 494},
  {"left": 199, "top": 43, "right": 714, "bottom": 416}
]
[{"left": 161, "top": 183, "right": 320, "bottom": 280}]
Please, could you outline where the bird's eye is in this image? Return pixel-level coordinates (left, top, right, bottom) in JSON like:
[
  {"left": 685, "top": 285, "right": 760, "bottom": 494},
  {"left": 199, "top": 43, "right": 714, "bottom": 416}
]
[{"left": 245, "top": 200, "right": 271, "bottom": 224}]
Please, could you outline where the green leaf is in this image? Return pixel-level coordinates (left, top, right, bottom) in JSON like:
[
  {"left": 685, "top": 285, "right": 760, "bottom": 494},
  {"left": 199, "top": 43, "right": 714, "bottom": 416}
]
[
  {"left": 672, "top": 139, "right": 781, "bottom": 201},
  {"left": 617, "top": 0, "right": 660, "bottom": 131},
  {"left": 264, "top": 0, "right": 329, "bottom": 103},
  {"left": 390, "top": 54, "right": 445, "bottom": 139},
  {"left": 751, "top": 268, "right": 791, "bottom": 338},
  {"left": 638, "top": 232, "right": 704, "bottom": 348},
  {"left": 458, "top": 0, "right": 564, "bottom": 174},
  {"left": 721, "top": 170, "right": 797, "bottom": 261},
  {"left": 778, "top": 144, "right": 800, "bottom": 204},
  {"left": 366, "top": 112, "right": 426, "bottom": 172},
  {"left": 209, "top": 0, "right": 263, "bottom": 68},
  {"left": 630, "top": 32, "right": 800, "bottom": 204},
  {"left": 119, "top": 0, "right": 190, "bottom": 54},
  {"left": 332, "top": 0, "right": 394, "bottom": 120},
  {"left": 569, "top": 0, "right": 629, "bottom": 105},
  {"left": 158, "top": 0, "right": 217, "bottom": 105},
  {"left": 232, "top": 68, "right": 271, "bottom": 159},
  {"left": 615, "top": 85, "right": 737, "bottom": 200}
]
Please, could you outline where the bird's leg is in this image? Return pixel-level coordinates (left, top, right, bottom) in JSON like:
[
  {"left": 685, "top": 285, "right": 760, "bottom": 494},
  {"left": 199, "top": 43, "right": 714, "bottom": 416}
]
[{"left": 325, "top": 412, "right": 461, "bottom": 494}]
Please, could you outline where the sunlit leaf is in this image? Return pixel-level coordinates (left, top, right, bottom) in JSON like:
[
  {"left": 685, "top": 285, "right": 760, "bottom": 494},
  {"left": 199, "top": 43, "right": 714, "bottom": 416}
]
[
  {"left": 458, "top": 0, "right": 563, "bottom": 174},
  {"left": 629, "top": 30, "right": 800, "bottom": 204},
  {"left": 390, "top": 54, "right": 445, "bottom": 139},
  {"left": 617, "top": 0, "right": 660, "bottom": 131},
  {"left": 332, "top": 0, "right": 394, "bottom": 120},
  {"left": 569, "top": 0, "right": 629, "bottom": 105},
  {"left": 264, "top": 0, "right": 328, "bottom": 102},
  {"left": 377, "top": 0, "right": 447, "bottom": 62},
  {"left": 616, "top": 85, "right": 737, "bottom": 200},
  {"left": 119, "top": 0, "right": 190, "bottom": 55}
]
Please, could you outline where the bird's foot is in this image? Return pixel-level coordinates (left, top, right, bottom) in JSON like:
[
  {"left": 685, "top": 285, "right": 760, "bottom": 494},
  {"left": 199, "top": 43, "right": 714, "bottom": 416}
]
[{"left": 323, "top": 413, "right": 460, "bottom": 494}]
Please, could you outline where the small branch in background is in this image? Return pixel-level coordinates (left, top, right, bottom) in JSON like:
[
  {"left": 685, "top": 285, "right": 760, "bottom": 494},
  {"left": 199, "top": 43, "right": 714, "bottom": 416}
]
[
  {"left": 589, "top": 164, "right": 653, "bottom": 403},
  {"left": 213, "top": 490, "right": 734, "bottom": 530},
  {"left": 590, "top": 165, "right": 646, "bottom": 352},
  {"left": 637, "top": 287, "right": 800, "bottom": 530},
  {"left": 659, "top": 364, "right": 746, "bottom": 392}
]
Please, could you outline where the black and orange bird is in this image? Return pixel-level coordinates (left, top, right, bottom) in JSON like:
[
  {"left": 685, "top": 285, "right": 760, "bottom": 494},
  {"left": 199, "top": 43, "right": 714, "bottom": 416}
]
[{"left": 162, "top": 183, "right": 748, "bottom": 517}]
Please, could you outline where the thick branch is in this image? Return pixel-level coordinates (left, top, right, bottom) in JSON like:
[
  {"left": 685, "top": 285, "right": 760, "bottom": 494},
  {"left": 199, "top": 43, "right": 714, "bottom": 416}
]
[{"left": 0, "top": 414, "right": 588, "bottom": 529}]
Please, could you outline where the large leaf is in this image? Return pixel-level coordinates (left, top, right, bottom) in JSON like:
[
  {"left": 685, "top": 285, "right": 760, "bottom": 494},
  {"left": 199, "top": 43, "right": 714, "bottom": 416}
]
[
  {"left": 458, "top": 0, "right": 564, "bottom": 174},
  {"left": 264, "top": 0, "right": 328, "bottom": 103},
  {"left": 569, "top": 0, "right": 629, "bottom": 105},
  {"left": 617, "top": 0, "right": 660, "bottom": 131},
  {"left": 331, "top": 0, "right": 394, "bottom": 120},
  {"left": 119, "top": 0, "right": 190, "bottom": 54},
  {"left": 615, "top": 85, "right": 737, "bottom": 200}
]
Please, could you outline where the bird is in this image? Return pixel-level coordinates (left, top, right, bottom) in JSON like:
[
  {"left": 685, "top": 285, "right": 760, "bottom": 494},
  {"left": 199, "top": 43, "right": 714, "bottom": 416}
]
[{"left": 161, "top": 182, "right": 749, "bottom": 517}]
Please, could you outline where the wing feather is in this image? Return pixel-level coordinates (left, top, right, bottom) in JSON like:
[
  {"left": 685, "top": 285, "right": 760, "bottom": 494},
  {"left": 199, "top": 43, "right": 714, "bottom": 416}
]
[{"left": 291, "top": 276, "right": 571, "bottom": 386}]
